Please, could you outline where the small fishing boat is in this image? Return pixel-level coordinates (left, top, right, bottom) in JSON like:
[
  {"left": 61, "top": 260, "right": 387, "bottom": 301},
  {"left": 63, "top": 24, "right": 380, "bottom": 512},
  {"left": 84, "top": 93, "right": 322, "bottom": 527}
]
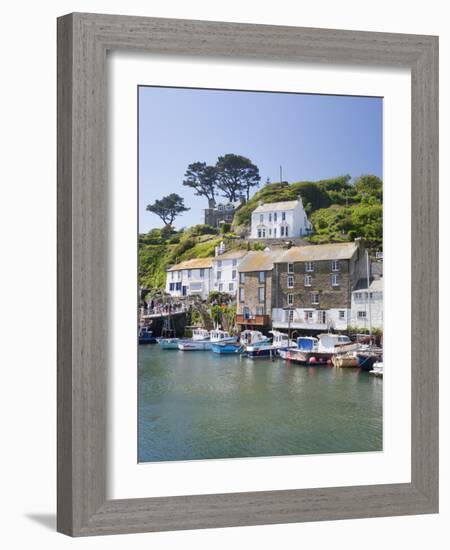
[
  {"left": 332, "top": 352, "right": 359, "bottom": 368},
  {"left": 240, "top": 330, "right": 270, "bottom": 348},
  {"left": 158, "top": 337, "right": 181, "bottom": 349},
  {"left": 357, "top": 350, "right": 382, "bottom": 370},
  {"left": 284, "top": 334, "right": 351, "bottom": 365},
  {"left": 177, "top": 327, "right": 211, "bottom": 351},
  {"left": 178, "top": 340, "right": 212, "bottom": 351},
  {"left": 211, "top": 342, "right": 244, "bottom": 354},
  {"left": 209, "top": 329, "right": 238, "bottom": 344},
  {"left": 370, "top": 360, "right": 384, "bottom": 376},
  {"left": 245, "top": 344, "right": 277, "bottom": 359},
  {"left": 138, "top": 326, "right": 157, "bottom": 344},
  {"left": 270, "top": 330, "right": 296, "bottom": 352}
]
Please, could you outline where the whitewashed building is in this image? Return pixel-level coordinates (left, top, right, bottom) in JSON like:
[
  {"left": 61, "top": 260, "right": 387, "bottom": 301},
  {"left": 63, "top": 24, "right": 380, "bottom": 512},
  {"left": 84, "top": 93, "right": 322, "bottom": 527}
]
[
  {"left": 165, "top": 258, "right": 213, "bottom": 300},
  {"left": 211, "top": 243, "right": 248, "bottom": 296},
  {"left": 250, "top": 199, "right": 312, "bottom": 240},
  {"left": 350, "top": 278, "right": 383, "bottom": 330}
]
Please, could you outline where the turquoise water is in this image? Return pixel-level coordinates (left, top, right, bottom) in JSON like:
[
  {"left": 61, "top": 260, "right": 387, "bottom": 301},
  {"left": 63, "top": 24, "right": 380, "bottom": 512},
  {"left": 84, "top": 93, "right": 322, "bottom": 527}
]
[{"left": 138, "top": 346, "right": 383, "bottom": 462}]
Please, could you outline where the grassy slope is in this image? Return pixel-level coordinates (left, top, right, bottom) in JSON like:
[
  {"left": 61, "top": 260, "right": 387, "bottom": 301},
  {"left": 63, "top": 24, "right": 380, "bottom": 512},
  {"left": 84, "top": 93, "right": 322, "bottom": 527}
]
[{"left": 140, "top": 176, "right": 382, "bottom": 289}]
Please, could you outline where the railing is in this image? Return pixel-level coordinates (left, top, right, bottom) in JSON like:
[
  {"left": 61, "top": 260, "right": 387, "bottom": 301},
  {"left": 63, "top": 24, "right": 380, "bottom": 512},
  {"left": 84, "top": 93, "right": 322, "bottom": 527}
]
[{"left": 236, "top": 314, "right": 270, "bottom": 326}]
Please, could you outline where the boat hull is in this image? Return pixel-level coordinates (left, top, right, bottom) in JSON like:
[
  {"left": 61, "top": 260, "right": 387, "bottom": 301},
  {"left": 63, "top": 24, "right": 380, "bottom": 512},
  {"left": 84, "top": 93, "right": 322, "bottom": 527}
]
[
  {"left": 246, "top": 346, "right": 277, "bottom": 359},
  {"left": 357, "top": 353, "right": 379, "bottom": 370},
  {"left": 283, "top": 349, "right": 332, "bottom": 365},
  {"left": 158, "top": 338, "right": 181, "bottom": 349},
  {"left": 178, "top": 340, "right": 211, "bottom": 351},
  {"left": 211, "top": 343, "right": 243, "bottom": 354}
]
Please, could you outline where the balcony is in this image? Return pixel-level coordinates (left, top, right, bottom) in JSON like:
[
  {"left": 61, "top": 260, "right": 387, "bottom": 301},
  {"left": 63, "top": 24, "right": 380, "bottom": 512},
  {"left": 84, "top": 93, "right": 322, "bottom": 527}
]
[{"left": 236, "top": 314, "right": 270, "bottom": 326}]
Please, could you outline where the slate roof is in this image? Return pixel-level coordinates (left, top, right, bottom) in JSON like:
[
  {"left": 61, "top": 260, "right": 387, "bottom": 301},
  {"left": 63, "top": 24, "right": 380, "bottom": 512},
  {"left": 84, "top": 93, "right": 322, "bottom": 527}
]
[
  {"left": 274, "top": 242, "right": 359, "bottom": 263},
  {"left": 237, "top": 250, "right": 282, "bottom": 272},
  {"left": 167, "top": 258, "right": 213, "bottom": 271},
  {"left": 253, "top": 200, "right": 300, "bottom": 214}
]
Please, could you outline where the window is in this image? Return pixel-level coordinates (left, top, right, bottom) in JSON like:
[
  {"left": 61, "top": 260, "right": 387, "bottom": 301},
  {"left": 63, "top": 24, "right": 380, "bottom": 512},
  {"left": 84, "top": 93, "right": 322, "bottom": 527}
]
[
  {"left": 199, "top": 269, "right": 204, "bottom": 278},
  {"left": 239, "top": 287, "right": 245, "bottom": 302},
  {"left": 339, "top": 310, "right": 346, "bottom": 320},
  {"left": 305, "top": 310, "right": 313, "bottom": 321},
  {"left": 217, "top": 260, "right": 222, "bottom": 268},
  {"left": 260, "top": 214, "right": 264, "bottom": 222},
  {"left": 229, "top": 283, "right": 234, "bottom": 292},
  {"left": 311, "top": 292, "right": 319, "bottom": 305},
  {"left": 258, "top": 287, "right": 265, "bottom": 303},
  {"left": 331, "top": 274, "right": 339, "bottom": 287},
  {"left": 287, "top": 293, "right": 294, "bottom": 306},
  {"left": 177, "top": 271, "right": 181, "bottom": 280},
  {"left": 287, "top": 275, "right": 294, "bottom": 288},
  {"left": 289, "top": 310, "right": 294, "bottom": 321},
  {"left": 218, "top": 283, "right": 223, "bottom": 291},
  {"left": 304, "top": 275, "right": 312, "bottom": 287},
  {"left": 232, "top": 259, "right": 237, "bottom": 266},
  {"left": 269, "top": 213, "right": 272, "bottom": 222},
  {"left": 285, "top": 226, "right": 289, "bottom": 237},
  {"left": 358, "top": 311, "right": 367, "bottom": 319},
  {"left": 259, "top": 271, "right": 265, "bottom": 283},
  {"left": 282, "top": 212, "right": 286, "bottom": 221},
  {"left": 288, "top": 263, "right": 294, "bottom": 274},
  {"left": 175, "top": 282, "right": 182, "bottom": 291},
  {"left": 218, "top": 204, "right": 224, "bottom": 210},
  {"left": 305, "top": 261, "right": 314, "bottom": 272},
  {"left": 280, "top": 226, "right": 285, "bottom": 237},
  {"left": 274, "top": 212, "right": 277, "bottom": 222},
  {"left": 217, "top": 271, "right": 222, "bottom": 280},
  {"left": 239, "top": 272, "right": 245, "bottom": 284},
  {"left": 232, "top": 270, "right": 236, "bottom": 280},
  {"left": 256, "top": 306, "right": 264, "bottom": 315},
  {"left": 331, "top": 260, "right": 340, "bottom": 272},
  {"left": 171, "top": 272, "right": 174, "bottom": 280},
  {"left": 273, "top": 228, "right": 277, "bottom": 238},
  {"left": 169, "top": 283, "right": 175, "bottom": 291},
  {"left": 318, "top": 311, "right": 327, "bottom": 324},
  {"left": 269, "top": 228, "right": 272, "bottom": 236},
  {"left": 188, "top": 269, "right": 192, "bottom": 278},
  {"left": 257, "top": 229, "right": 262, "bottom": 238}
]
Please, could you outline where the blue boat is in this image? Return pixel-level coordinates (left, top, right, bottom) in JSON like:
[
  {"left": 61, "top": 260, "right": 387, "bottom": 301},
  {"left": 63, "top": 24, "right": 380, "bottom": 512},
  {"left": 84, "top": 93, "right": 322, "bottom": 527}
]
[
  {"left": 245, "top": 343, "right": 277, "bottom": 359},
  {"left": 138, "top": 327, "right": 157, "bottom": 344},
  {"left": 211, "top": 342, "right": 244, "bottom": 354}
]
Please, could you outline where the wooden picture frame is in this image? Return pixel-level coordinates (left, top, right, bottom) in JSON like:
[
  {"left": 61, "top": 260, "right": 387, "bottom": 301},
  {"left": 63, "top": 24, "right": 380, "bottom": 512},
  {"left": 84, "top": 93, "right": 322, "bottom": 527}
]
[{"left": 57, "top": 12, "right": 438, "bottom": 536}]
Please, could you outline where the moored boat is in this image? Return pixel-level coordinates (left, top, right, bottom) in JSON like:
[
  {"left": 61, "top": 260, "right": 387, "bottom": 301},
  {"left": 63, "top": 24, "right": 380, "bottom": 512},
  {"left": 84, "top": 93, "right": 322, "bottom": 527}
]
[
  {"left": 158, "top": 337, "right": 181, "bottom": 349},
  {"left": 138, "top": 326, "right": 157, "bottom": 344},
  {"left": 284, "top": 334, "right": 351, "bottom": 365},
  {"left": 245, "top": 342, "right": 277, "bottom": 359},
  {"left": 270, "top": 330, "right": 296, "bottom": 353},
  {"left": 240, "top": 330, "right": 270, "bottom": 347},
  {"left": 211, "top": 342, "right": 244, "bottom": 354},
  {"left": 178, "top": 340, "right": 212, "bottom": 351},
  {"left": 210, "top": 329, "right": 238, "bottom": 344},
  {"left": 370, "top": 360, "right": 384, "bottom": 376}
]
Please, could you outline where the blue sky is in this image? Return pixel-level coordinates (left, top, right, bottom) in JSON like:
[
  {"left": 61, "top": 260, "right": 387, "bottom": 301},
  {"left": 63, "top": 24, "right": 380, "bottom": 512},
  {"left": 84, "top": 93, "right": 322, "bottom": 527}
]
[{"left": 139, "top": 86, "right": 382, "bottom": 232}]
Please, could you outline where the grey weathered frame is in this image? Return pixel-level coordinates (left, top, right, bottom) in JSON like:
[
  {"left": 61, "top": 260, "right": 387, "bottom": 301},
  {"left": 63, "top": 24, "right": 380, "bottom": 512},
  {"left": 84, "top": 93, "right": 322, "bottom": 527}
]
[{"left": 57, "top": 12, "right": 438, "bottom": 537}]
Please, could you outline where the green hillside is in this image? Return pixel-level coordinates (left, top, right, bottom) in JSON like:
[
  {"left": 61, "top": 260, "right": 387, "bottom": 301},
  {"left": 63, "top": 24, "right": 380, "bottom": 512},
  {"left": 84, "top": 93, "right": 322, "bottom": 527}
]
[
  {"left": 232, "top": 175, "right": 382, "bottom": 247},
  {"left": 139, "top": 175, "right": 382, "bottom": 290}
]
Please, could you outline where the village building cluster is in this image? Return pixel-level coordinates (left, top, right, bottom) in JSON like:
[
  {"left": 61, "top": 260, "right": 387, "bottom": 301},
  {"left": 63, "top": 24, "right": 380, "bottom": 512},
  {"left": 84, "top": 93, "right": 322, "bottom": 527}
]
[{"left": 165, "top": 200, "right": 382, "bottom": 332}]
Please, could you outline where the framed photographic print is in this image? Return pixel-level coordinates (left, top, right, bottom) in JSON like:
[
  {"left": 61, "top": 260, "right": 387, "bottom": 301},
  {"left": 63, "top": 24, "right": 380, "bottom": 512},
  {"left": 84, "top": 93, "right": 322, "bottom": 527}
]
[{"left": 57, "top": 13, "right": 438, "bottom": 536}]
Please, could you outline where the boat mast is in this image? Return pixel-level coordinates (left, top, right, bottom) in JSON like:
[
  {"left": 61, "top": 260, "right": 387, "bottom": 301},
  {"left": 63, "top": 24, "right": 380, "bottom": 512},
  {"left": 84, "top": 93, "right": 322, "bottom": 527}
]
[{"left": 366, "top": 250, "right": 372, "bottom": 340}]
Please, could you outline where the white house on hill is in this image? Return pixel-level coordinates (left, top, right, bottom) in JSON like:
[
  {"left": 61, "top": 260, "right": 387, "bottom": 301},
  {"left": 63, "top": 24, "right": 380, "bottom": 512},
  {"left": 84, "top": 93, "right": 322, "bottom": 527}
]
[
  {"left": 250, "top": 198, "right": 312, "bottom": 239},
  {"left": 211, "top": 243, "right": 247, "bottom": 296},
  {"left": 165, "top": 258, "right": 213, "bottom": 300}
]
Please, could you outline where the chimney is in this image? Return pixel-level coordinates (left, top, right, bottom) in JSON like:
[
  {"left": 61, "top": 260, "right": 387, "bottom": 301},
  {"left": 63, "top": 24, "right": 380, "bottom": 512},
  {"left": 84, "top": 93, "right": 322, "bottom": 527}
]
[{"left": 258, "top": 199, "right": 264, "bottom": 207}]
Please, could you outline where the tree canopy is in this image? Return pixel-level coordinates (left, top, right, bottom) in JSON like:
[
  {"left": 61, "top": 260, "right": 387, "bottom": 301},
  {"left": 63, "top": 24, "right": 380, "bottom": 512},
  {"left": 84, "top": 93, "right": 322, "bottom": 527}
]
[
  {"left": 216, "top": 154, "right": 261, "bottom": 201},
  {"left": 146, "top": 193, "right": 190, "bottom": 226},
  {"left": 183, "top": 162, "right": 218, "bottom": 202}
]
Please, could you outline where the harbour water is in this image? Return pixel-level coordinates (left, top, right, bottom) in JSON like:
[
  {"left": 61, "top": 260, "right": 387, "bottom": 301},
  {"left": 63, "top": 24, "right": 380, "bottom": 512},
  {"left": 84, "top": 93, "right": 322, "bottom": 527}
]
[{"left": 138, "top": 346, "right": 383, "bottom": 462}]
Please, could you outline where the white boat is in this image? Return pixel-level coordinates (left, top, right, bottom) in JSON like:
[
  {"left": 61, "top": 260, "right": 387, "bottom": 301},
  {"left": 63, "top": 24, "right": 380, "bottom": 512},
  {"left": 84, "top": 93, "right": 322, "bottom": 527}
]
[
  {"left": 282, "top": 334, "right": 350, "bottom": 365},
  {"left": 240, "top": 330, "right": 270, "bottom": 347},
  {"left": 177, "top": 327, "right": 211, "bottom": 351},
  {"left": 158, "top": 337, "right": 181, "bottom": 349},
  {"left": 209, "top": 329, "right": 238, "bottom": 344},
  {"left": 269, "top": 330, "right": 296, "bottom": 350},
  {"left": 370, "top": 361, "right": 384, "bottom": 376},
  {"left": 192, "top": 328, "right": 210, "bottom": 341}
]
